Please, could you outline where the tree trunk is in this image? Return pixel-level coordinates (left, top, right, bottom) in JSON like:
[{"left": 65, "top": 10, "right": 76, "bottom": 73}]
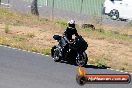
[{"left": 31, "top": 0, "right": 39, "bottom": 16}]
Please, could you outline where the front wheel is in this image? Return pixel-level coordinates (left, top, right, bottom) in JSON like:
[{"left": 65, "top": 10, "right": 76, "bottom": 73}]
[
  {"left": 76, "top": 52, "right": 88, "bottom": 67},
  {"left": 109, "top": 9, "right": 119, "bottom": 20},
  {"left": 51, "top": 46, "right": 61, "bottom": 62}
]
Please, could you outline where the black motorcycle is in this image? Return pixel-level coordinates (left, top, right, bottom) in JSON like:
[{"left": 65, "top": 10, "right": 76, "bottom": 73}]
[{"left": 51, "top": 35, "right": 88, "bottom": 66}]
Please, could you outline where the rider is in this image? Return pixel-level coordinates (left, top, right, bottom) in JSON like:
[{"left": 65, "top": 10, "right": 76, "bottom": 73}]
[
  {"left": 60, "top": 20, "right": 79, "bottom": 57},
  {"left": 63, "top": 20, "right": 79, "bottom": 43}
]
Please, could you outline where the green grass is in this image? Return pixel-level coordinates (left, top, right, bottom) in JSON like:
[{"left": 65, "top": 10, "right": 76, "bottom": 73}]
[
  {"left": 89, "top": 55, "right": 108, "bottom": 67},
  {"left": 41, "top": 48, "right": 51, "bottom": 55},
  {"left": 11, "top": 35, "right": 27, "bottom": 42},
  {"left": 0, "top": 8, "right": 53, "bottom": 55},
  {"left": 82, "top": 28, "right": 132, "bottom": 42},
  {"left": 55, "top": 19, "right": 67, "bottom": 28},
  {"left": 0, "top": 8, "right": 48, "bottom": 26},
  {"left": 0, "top": 36, "right": 10, "bottom": 46},
  {"left": 96, "top": 58, "right": 107, "bottom": 67},
  {"left": 0, "top": 35, "right": 51, "bottom": 55}
]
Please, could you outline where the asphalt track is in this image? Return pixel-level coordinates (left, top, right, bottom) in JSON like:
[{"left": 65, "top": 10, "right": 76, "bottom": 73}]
[{"left": 0, "top": 46, "right": 132, "bottom": 88}]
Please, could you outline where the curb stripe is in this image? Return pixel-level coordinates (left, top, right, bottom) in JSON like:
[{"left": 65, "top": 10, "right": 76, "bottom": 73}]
[{"left": 124, "top": 72, "right": 128, "bottom": 74}]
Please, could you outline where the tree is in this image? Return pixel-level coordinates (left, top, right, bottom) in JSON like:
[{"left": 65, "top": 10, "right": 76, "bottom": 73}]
[{"left": 31, "top": 0, "right": 39, "bottom": 16}]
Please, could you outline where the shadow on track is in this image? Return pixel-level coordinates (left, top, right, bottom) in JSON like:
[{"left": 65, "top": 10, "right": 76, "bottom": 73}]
[
  {"left": 84, "top": 64, "right": 111, "bottom": 69},
  {"left": 60, "top": 61, "right": 111, "bottom": 69}
]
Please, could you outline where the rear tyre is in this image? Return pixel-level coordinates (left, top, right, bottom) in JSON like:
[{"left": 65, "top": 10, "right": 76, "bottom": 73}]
[
  {"left": 76, "top": 52, "right": 88, "bottom": 67},
  {"left": 109, "top": 9, "right": 119, "bottom": 20},
  {"left": 51, "top": 46, "right": 61, "bottom": 62}
]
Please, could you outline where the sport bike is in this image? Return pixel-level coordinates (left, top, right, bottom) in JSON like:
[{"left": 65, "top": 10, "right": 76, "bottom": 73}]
[{"left": 51, "top": 35, "right": 88, "bottom": 66}]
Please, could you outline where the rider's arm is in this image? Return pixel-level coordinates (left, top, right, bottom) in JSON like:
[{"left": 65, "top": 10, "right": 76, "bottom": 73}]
[
  {"left": 63, "top": 28, "right": 71, "bottom": 43},
  {"left": 63, "top": 27, "right": 68, "bottom": 36},
  {"left": 64, "top": 36, "right": 70, "bottom": 43}
]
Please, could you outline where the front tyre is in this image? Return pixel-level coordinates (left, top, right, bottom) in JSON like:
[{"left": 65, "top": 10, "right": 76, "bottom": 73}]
[
  {"left": 51, "top": 46, "right": 61, "bottom": 62},
  {"left": 109, "top": 9, "right": 119, "bottom": 20},
  {"left": 76, "top": 52, "right": 88, "bottom": 67}
]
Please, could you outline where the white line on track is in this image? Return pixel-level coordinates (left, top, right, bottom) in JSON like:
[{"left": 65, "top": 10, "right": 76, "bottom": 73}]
[
  {"left": 22, "top": 50, "right": 27, "bottom": 52},
  {"left": 120, "top": 70, "right": 124, "bottom": 73},
  {"left": 116, "top": 69, "right": 120, "bottom": 72},
  {"left": 124, "top": 72, "right": 128, "bottom": 74}
]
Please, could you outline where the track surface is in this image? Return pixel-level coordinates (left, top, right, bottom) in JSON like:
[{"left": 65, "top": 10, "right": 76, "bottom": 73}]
[{"left": 0, "top": 46, "right": 132, "bottom": 88}]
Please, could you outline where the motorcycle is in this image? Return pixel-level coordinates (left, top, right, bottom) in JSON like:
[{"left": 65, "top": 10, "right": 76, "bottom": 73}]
[{"left": 51, "top": 35, "right": 88, "bottom": 66}]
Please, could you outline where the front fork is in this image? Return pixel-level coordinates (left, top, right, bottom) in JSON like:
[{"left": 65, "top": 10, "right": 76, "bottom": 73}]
[{"left": 76, "top": 52, "right": 83, "bottom": 59}]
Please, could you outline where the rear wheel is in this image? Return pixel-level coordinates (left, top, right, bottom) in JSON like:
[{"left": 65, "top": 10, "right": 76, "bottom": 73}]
[{"left": 76, "top": 52, "right": 88, "bottom": 67}]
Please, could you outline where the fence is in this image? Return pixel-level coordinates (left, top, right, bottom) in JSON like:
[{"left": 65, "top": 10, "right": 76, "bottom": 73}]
[
  {"left": 32, "top": 0, "right": 104, "bottom": 22},
  {"left": 45, "top": 0, "right": 104, "bottom": 16},
  {"left": 24, "top": 0, "right": 104, "bottom": 16}
]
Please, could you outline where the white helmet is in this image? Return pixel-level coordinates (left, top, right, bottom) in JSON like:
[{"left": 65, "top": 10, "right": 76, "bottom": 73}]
[
  {"left": 68, "top": 20, "right": 75, "bottom": 28},
  {"left": 68, "top": 20, "right": 75, "bottom": 24}
]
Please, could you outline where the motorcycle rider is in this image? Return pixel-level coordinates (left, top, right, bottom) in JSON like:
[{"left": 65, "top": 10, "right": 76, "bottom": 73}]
[
  {"left": 51, "top": 20, "right": 88, "bottom": 66},
  {"left": 63, "top": 20, "right": 79, "bottom": 43},
  {"left": 60, "top": 20, "right": 79, "bottom": 57}
]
